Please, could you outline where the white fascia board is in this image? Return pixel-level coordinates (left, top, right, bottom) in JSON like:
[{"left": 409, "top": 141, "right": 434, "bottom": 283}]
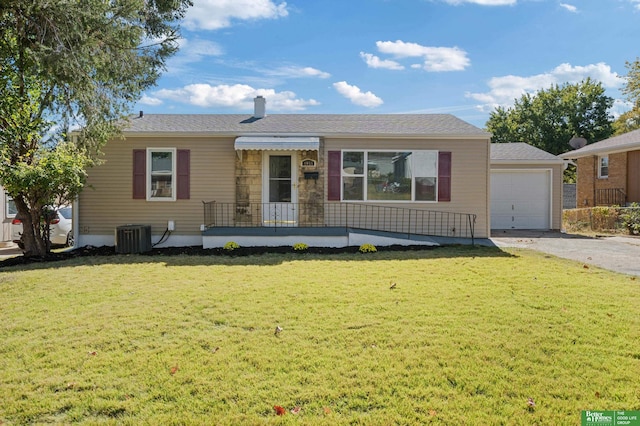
[
  {"left": 491, "top": 159, "right": 564, "bottom": 165},
  {"left": 561, "top": 142, "right": 640, "bottom": 159}
]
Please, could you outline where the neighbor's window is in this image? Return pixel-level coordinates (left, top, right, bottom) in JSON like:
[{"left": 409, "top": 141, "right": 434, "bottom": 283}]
[
  {"left": 5, "top": 193, "right": 17, "bottom": 217},
  {"left": 341, "top": 150, "right": 438, "bottom": 202},
  {"left": 598, "top": 155, "right": 609, "bottom": 179},
  {"left": 148, "top": 148, "right": 176, "bottom": 200}
]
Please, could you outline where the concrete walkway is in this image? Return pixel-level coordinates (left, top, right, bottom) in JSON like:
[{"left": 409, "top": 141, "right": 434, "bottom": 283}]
[
  {"left": 490, "top": 230, "right": 640, "bottom": 277},
  {"left": 0, "top": 243, "right": 22, "bottom": 260}
]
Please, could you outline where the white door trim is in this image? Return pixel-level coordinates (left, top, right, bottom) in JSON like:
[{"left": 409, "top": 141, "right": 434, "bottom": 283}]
[{"left": 262, "top": 151, "right": 298, "bottom": 226}]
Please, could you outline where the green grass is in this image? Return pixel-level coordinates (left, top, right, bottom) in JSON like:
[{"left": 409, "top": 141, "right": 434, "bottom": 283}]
[{"left": 1, "top": 246, "right": 639, "bottom": 425}]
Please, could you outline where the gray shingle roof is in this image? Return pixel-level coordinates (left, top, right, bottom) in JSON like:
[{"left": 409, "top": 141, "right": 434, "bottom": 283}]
[
  {"left": 490, "top": 142, "right": 563, "bottom": 163},
  {"left": 124, "top": 113, "right": 490, "bottom": 137},
  {"left": 560, "top": 128, "right": 640, "bottom": 159}
]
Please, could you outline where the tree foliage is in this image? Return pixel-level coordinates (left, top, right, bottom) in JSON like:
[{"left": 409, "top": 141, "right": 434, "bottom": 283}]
[
  {"left": 613, "top": 108, "right": 640, "bottom": 135},
  {"left": 486, "top": 79, "right": 614, "bottom": 155},
  {"left": 614, "top": 58, "right": 640, "bottom": 135},
  {"left": 621, "top": 58, "right": 640, "bottom": 103},
  {"left": 0, "top": 0, "right": 191, "bottom": 256}
]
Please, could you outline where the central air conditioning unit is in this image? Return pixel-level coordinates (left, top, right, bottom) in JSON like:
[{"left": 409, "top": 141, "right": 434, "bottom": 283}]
[{"left": 115, "top": 225, "right": 152, "bottom": 254}]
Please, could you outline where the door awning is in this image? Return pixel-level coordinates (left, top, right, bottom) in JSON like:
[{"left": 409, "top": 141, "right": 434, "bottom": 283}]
[{"left": 234, "top": 136, "right": 320, "bottom": 151}]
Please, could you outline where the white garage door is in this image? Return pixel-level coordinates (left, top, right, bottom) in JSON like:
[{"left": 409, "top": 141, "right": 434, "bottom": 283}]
[{"left": 491, "top": 170, "right": 551, "bottom": 230}]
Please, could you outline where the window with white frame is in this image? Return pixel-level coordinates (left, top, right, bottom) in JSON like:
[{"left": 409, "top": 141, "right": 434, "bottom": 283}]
[
  {"left": 598, "top": 155, "right": 609, "bottom": 179},
  {"left": 148, "top": 148, "right": 176, "bottom": 200},
  {"left": 341, "top": 150, "right": 438, "bottom": 202},
  {"left": 5, "top": 193, "right": 17, "bottom": 217}
]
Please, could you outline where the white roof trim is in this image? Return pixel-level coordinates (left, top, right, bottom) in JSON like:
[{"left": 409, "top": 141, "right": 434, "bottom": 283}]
[
  {"left": 491, "top": 159, "right": 564, "bottom": 165},
  {"left": 235, "top": 136, "right": 320, "bottom": 151}
]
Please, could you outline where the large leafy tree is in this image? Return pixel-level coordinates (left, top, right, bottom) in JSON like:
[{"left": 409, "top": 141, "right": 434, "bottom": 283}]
[
  {"left": 486, "top": 78, "right": 614, "bottom": 155},
  {"left": 613, "top": 58, "right": 640, "bottom": 135},
  {"left": 0, "top": 0, "right": 191, "bottom": 257}
]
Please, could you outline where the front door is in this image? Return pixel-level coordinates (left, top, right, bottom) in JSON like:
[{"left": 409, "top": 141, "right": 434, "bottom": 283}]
[{"left": 262, "top": 152, "right": 297, "bottom": 226}]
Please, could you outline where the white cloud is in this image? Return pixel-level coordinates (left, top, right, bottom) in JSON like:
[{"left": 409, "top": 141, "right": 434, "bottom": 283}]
[
  {"left": 442, "top": 0, "right": 516, "bottom": 5},
  {"left": 153, "top": 83, "right": 318, "bottom": 111},
  {"left": 466, "top": 62, "right": 623, "bottom": 111},
  {"left": 333, "top": 81, "right": 383, "bottom": 108},
  {"left": 177, "top": 38, "right": 224, "bottom": 58},
  {"left": 629, "top": 0, "right": 640, "bottom": 10},
  {"left": 184, "top": 0, "right": 288, "bottom": 30},
  {"left": 360, "top": 52, "right": 405, "bottom": 70},
  {"left": 139, "top": 94, "right": 163, "bottom": 106},
  {"left": 267, "top": 66, "right": 331, "bottom": 79},
  {"left": 376, "top": 40, "right": 470, "bottom": 72},
  {"left": 166, "top": 38, "right": 224, "bottom": 74},
  {"left": 611, "top": 99, "right": 634, "bottom": 119},
  {"left": 559, "top": 3, "right": 578, "bottom": 12}
]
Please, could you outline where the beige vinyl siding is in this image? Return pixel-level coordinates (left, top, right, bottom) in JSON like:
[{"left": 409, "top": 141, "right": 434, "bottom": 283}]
[
  {"left": 491, "top": 162, "right": 564, "bottom": 230},
  {"left": 79, "top": 136, "right": 235, "bottom": 237},
  {"left": 324, "top": 138, "right": 491, "bottom": 238}
]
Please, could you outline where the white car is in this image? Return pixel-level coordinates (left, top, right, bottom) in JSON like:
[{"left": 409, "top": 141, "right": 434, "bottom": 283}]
[{"left": 12, "top": 206, "right": 74, "bottom": 248}]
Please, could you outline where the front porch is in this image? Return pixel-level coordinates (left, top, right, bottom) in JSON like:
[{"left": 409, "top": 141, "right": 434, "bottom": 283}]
[{"left": 201, "top": 202, "right": 476, "bottom": 248}]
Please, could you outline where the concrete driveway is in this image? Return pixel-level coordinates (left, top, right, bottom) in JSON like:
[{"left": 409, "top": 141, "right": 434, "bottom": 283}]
[{"left": 490, "top": 230, "right": 640, "bottom": 277}]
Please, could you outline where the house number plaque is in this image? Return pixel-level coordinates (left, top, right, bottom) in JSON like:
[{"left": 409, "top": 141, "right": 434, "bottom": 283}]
[{"left": 301, "top": 159, "right": 316, "bottom": 168}]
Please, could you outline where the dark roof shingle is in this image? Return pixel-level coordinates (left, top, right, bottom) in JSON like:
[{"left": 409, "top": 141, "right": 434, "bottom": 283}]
[
  {"left": 124, "top": 113, "right": 490, "bottom": 137},
  {"left": 491, "top": 142, "right": 563, "bottom": 162},
  {"left": 560, "top": 128, "right": 640, "bottom": 158}
]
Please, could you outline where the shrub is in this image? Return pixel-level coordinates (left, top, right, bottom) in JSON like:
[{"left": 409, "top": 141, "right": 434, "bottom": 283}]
[
  {"left": 293, "top": 242, "right": 309, "bottom": 251},
  {"left": 223, "top": 241, "right": 240, "bottom": 251},
  {"left": 359, "top": 243, "right": 377, "bottom": 253},
  {"left": 620, "top": 203, "right": 640, "bottom": 235},
  {"left": 590, "top": 206, "right": 619, "bottom": 231}
]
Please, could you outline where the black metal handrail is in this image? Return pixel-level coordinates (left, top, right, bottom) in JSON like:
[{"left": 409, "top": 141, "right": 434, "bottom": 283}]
[
  {"left": 596, "top": 188, "right": 626, "bottom": 206},
  {"left": 203, "top": 201, "right": 476, "bottom": 242}
]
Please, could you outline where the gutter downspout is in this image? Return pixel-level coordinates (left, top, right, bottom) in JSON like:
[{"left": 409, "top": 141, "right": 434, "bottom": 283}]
[
  {"left": 486, "top": 137, "right": 492, "bottom": 239},
  {"left": 593, "top": 156, "right": 597, "bottom": 206}
]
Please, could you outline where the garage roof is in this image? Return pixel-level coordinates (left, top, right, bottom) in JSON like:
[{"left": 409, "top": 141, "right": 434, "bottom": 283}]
[{"left": 491, "top": 143, "right": 564, "bottom": 164}]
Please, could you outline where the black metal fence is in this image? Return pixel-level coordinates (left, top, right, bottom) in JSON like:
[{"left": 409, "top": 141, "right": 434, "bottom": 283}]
[
  {"left": 595, "top": 188, "right": 626, "bottom": 206},
  {"left": 203, "top": 201, "right": 476, "bottom": 241}
]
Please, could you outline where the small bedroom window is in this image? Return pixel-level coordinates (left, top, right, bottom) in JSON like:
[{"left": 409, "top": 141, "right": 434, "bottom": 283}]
[{"left": 598, "top": 156, "right": 609, "bottom": 179}]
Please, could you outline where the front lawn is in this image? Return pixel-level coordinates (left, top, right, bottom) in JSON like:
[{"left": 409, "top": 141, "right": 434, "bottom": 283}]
[{"left": 1, "top": 246, "right": 639, "bottom": 424}]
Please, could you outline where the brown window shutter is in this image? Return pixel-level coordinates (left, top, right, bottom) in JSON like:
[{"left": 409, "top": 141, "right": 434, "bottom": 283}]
[
  {"left": 133, "top": 149, "right": 146, "bottom": 199},
  {"left": 177, "top": 149, "right": 190, "bottom": 200},
  {"left": 438, "top": 151, "right": 451, "bottom": 202},
  {"left": 327, "top": 151, "right": 341, "bottom": 201}
]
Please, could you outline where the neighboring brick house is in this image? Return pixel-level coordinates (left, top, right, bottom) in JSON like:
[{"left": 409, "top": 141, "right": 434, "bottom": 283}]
[{"left": 561, "top": 128, "right": 640, "bottom": 207}]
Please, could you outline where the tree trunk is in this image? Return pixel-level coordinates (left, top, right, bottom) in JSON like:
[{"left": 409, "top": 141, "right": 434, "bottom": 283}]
[{"left": 14, "top": 197, "right": 49, "bottom": 257}]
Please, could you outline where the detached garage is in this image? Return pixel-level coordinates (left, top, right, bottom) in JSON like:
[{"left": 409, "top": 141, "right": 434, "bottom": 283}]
[{"left": 490, "top": 143, "right": 564, "bottom": 232}]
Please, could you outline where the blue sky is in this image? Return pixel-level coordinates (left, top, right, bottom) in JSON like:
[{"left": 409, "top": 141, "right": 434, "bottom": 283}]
[{"left": 137, "top": 0, "right": 640, "bottom": 128}]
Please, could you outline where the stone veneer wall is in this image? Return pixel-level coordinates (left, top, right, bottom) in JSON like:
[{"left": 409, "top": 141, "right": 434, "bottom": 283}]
[
  {"left": 576, "top": 152, "right": 627, "bottom": 207},
  {"left": 297, "top": 149, "right": 324, "bottom": 226},
  {"left": 234, "top": 146, "right": 325, "bottom": 226},
  {"left": 235, "top": 150, "right": 263, "bottom": 224}
]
